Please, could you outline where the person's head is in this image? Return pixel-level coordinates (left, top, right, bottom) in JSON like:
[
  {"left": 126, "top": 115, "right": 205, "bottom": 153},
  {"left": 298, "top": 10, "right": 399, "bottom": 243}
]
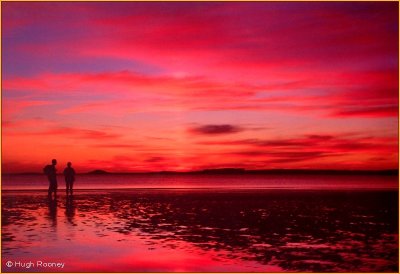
[
  {"left": 52, "top": 159, "right": 57, "bottom": 165},
  {"left": 67, "top": 162, "right": 72, "bottom": 167}
]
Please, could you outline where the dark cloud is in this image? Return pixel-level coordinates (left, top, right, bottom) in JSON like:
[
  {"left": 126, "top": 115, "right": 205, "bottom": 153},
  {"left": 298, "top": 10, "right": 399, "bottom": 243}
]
[
  {"left": 145, "top": 157, "right": 165, "bottom": 163},
  {"left": 91, "top": 144, "right": 138, "bottom": 148},
  {"left": 189, "top": 124, "right": 243, "bottom": 135}
]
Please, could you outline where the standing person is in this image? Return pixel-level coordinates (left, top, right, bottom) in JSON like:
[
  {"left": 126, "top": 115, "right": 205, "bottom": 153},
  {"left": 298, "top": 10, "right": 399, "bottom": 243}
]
[
  {"left": 63, "top": 162, "right": 76, "bottom": 195},
  {"left": 44, "top": 159, "right": 58, "bottom": 199}
]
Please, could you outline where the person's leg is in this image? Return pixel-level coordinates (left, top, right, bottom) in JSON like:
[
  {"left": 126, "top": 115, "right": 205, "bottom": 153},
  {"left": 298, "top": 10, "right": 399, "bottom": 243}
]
[
  {"left": 48, "top": 179, "right": 55, "bottom": 197},
  {"left": 53, "top": 181, "right": 58, "bottom": 199},
  {"left": 66, "top": 181, "right": 69, "bottom": 195},
  {"left": 70, "top": 182, "right": 73, "bottom": 195},
  {"left": 48, "top": 182, "right": 52, "bottom": 197}
]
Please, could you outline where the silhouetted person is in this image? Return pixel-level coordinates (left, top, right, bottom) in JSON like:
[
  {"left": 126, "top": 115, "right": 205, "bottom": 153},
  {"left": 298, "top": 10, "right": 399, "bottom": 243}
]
[
  {"left": 63, "top": 162, "right": 76, "bottom": 195},
  {"left": 44, "top": 159, "right": 58, "bottom": 199}
]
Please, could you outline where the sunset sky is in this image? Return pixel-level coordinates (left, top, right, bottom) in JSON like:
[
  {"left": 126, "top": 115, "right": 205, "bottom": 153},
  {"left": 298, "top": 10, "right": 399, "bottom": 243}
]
[{"left": 2, "top": 2, "right": 398, "bottom": 173}]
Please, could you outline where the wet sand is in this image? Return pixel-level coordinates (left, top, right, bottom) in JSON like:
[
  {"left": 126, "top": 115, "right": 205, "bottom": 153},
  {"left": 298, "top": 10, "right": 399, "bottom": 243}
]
[{"left": 2, "top": 189, "right": 398, "bottom": 272}]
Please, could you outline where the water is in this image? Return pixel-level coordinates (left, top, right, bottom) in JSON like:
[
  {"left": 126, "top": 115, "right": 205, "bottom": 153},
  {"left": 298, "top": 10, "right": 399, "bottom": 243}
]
[
  {"left": 2, "top": 173, "right": 398, "bottom": 190},
  {"left": 2, "top": 174, "right": 398, "bottom": 272},
  {"left": 2, "top": 189, "right": 398, "bottom": 272}
]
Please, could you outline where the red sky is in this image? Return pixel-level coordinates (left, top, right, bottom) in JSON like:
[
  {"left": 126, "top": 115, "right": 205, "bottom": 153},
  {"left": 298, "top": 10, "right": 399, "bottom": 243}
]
[{"left": 2, "top": 2, "right": 398, "bottom": 173}]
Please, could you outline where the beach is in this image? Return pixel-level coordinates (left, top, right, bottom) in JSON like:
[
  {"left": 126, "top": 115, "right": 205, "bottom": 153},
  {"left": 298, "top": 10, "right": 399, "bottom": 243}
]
[{"left": 2, "top": 188, "right": 398, "bottom": 272}]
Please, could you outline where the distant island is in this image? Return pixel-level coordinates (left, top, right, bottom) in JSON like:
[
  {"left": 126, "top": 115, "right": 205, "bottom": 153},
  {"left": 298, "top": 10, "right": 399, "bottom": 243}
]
[{"left": 87, "top": 169, "right": 110, "bottom": 175}]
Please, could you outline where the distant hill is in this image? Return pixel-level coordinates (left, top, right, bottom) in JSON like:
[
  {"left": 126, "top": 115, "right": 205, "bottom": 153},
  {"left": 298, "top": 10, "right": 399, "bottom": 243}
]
[
  {"left": 87, "top": 169, "right": 110, "bottom": 174},
  {"left": 197, "top": 168, "right": 246, "bottom": 174}
]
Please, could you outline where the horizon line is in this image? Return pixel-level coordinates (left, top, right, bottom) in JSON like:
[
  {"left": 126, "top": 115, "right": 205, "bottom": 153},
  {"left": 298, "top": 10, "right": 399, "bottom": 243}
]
[{"left": 4, "top": 168, "right": 399, "bottom": 176}]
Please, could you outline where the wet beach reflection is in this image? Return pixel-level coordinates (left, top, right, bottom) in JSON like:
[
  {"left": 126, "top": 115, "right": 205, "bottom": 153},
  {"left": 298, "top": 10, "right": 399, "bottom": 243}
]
[{"left": 2, "top": 189, "right": 398, "bottom": 272}]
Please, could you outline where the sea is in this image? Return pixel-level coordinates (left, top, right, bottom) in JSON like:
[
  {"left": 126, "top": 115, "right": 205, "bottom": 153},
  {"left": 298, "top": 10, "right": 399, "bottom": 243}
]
[
  {"left": 2, "top": 173, "right": 399, "bottom": 272},
  {"left": 1, "top": 173, "right": 398, "bottom": 190}
]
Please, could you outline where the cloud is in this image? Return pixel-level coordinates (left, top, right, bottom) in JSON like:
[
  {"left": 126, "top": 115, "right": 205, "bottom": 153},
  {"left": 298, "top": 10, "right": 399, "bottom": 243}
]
[
  {"left": 61, "top": 128, "right": 118, "bottom": 140},
  {"left": 5, "top": 2, "right": 397, "bottom": 82},
  {"left": 188, "top": 124, "right": 244, "bottom": 135},
  {"left": 145, "top": 157, "right": 166, "bottom": 163},
  {"left": 2, "top": 2, "right": 398, "bottom": 172},
  {"left": 90, "top": 143, "right": 139, "bottom": 149},
  {"left": 2, "top": 117, "right": 55, "bottom": 129},
  {"left": 3, "top": 98, "right": 57, "bottom": 118},
  {"left": 330, "top": 105, "right": 398, "bottom": 118},
  {"left": 6, "top": 126, "right": 122, "bottom": 141},
  {"left": 221, "top": 134, "right": 398, "bottom": 166},
  {"left": 198, "top": 134, "right": 398, "bottom": 157},
  {"left": 231, "top": 150, "right": 329, "bottom": 163},
  {"left": 4, "top": 68, "right": 397, "bottom": 119}
]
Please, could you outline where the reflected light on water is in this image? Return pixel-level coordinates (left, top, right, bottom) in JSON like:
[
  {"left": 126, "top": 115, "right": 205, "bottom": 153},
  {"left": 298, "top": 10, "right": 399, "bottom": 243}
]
[{"left": 2, "top": 189, "right": 398, "bottom": 272}]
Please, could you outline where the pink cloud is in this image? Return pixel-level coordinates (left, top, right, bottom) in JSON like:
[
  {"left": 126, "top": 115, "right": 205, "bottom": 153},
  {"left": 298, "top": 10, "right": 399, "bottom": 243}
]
[
  {"left": 3, "top": 2, "right": 398, "bottom": 172},
  {"left": 331, "top": 105, "right": 398, "bottom": 118},
  {"left": 6, "top": 126, "right": 122, "bottom": 141},
  {"left": 198, "top": 134, "right": 398, "bottom": 165},
  {"left": 3, "top": 99, "right": 56, "bottom": 118},
  {"left": 4, "top": 69, "right": 397, "bottom": 119}
]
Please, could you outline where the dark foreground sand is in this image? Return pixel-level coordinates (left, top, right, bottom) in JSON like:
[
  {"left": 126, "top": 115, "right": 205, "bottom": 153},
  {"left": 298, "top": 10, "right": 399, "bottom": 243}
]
[{"left": 2, "top": 189, "right": 398, "bottom": 272}]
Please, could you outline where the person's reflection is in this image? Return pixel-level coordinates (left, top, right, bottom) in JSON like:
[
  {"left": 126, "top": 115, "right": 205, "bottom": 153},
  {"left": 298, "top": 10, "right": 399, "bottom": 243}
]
[
  {"left": 47, "top": 196, "right": 58, "bottom": 227},
  {"left": 65, "top": 195, "right": 76, "bottom": 225}
]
